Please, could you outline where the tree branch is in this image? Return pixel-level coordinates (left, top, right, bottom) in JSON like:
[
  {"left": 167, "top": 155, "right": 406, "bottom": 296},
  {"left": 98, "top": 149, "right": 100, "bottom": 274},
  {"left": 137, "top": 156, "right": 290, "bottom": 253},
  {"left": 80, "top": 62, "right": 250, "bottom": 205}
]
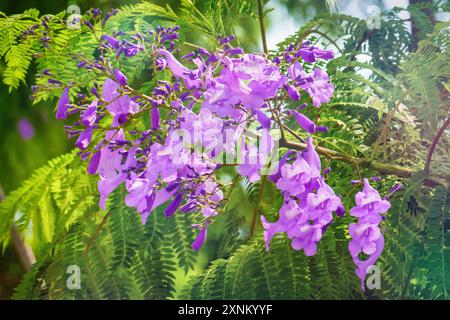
[
  {"left": 0, "top": 186, "right": 36, "bottom": 272},
  {"left": 249, "top": 176, "right": 267, "bottom": 238},
  {"left": 11, "top": 225, "right": 36, "bottom": 272},
  {"left": 279, "top": 139, "right": 443, "bottom": 186},
  {"left": 257, "top": 0, "right": 268, "bottom": 55},
  {"left": 424, "top": 116, "right": 450, "bottom": 174}
]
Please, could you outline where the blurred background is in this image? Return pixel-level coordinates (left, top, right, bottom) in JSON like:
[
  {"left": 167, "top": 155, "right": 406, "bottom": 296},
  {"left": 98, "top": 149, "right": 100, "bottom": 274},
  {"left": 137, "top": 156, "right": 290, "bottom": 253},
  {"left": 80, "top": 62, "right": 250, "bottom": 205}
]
[{"left": 0, "top": 0, "right": 441, "bottom": 299}]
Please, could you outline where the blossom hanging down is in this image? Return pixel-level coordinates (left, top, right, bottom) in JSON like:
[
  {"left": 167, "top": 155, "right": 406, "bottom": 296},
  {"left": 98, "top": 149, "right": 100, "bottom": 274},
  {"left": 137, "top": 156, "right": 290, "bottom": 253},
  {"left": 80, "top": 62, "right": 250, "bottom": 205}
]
[
  {"left": 262, "top": 137, "right": 344, "bottom": 256},
  {"left": 348, "top": 178, "right": 390, "bottom": 290}
]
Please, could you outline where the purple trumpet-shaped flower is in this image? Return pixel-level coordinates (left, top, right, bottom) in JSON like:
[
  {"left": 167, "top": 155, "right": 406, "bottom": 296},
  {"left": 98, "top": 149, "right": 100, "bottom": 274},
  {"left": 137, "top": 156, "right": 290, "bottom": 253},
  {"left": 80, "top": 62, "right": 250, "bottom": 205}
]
[
  {"left": 114, "top": 68, "right": 128, "bottom": 86},
  {"left": 276, "top": 157, "right": 312, "bottom": 197},
  {"left": 75, "top": 127, "right": 93, "bottom": 150},
  {"left": 157, "top": 49, "right": 201, "bottom": 89},
  {"left": 81, "top": 101, "right": 98, "bottom": 127},
  {"left": 100, "top": 34, "right": 120, "bottom": 49},
  {"left": 305, "top": 183, "right": 342, "bottom": 223},
  {"left": 297, "top": 45, "right": 334, "bottom": 63},
  {"left": 288, "top": 61, "right": 334, "bottom": 107},
  {"left": 102, "top": 78, "right": 139, "bottom": 125},
  {"left": 288, "top": 61, "right": 303, "bottom": 80},
  {"left": 350, "top": 178, "right": 391, "bottom": 219},
  {"left": 261, "top": 199, "right": 304, "bottom": 249},
  {"left": 302, "top": 136, "right": 322, "bottom": 176},
  {"left": 290, "top": 223, "right": 323, "bottom": 256},
  {"left": 164, "top": 193, "right": 183, "bottom": 217},
  {"left": 151, "top": 107, "right": 160, "bottom": 130},
  {"left": 286, "top": 84, "right": 301, "bottom": 101},
  {"left": 56, "top": 87, "right": 70, "bottom": 119},
  {"left": 268, "top": 150, "right": 295, "bottom": 184},
  {"left": 87, "top": 151, "right": 101, "bottom": 175},
  {"left": 192, "top": 223, "right": 209, "bottom": 251},
  {"left": 299, "top": 69, "right": 334, "bottom": 107},
  {"left": 95, "top": 131, "right": 137, "bottom": 209},
  {"left": 349, "top": 224, "right": 385, "bottom": 290},
  {"left": 123, "top": 42, "right": 144, "bottom": 57},
  {"left": 203, "top": 54, "right": 287, "bottom": 117},
  {"left": 253, "top": 109, "right": 271, "bottom": 129},
  {"left": 291, "top": 110, "right": 328, "bottom": 134},
  {"left": 155, "top": 58, "right": 167, "bottom": 70}
]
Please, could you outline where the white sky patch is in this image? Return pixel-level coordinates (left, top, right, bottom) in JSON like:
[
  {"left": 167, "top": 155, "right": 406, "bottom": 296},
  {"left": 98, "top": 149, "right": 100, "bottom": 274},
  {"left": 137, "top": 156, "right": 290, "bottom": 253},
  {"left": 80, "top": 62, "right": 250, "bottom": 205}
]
[{"left": 266, "top": 0, "right": 300, "bottom": 51}]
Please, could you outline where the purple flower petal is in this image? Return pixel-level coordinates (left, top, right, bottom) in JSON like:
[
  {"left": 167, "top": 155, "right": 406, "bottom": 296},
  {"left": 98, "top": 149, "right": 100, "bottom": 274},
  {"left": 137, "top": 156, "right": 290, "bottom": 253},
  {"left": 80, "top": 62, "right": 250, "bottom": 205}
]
[
  {"left": 151, "top": 107, "right": 160, "bottom": 130},
  {"left": 286, "top": 84, "right": 301, "bottom": 101},
  {"left": 253, "top": 109, "right": 271, "bottom": 129},
  {"left": 114, "top": 68, "right": 128, "bottom": 86},
  {"left": 298, "top": 48, "right": 315, "bottom": 63},
  {"left": 164, "top": 193, "right": 183, "bottom": 217},
  {"left": 158, "top": 49, "right": 193, "bottom": 79},
  {"left": 75, "top": 127, "right": 93, "bottom": 150},
  {"left": 87, "top": 151, "right": 101, "bottom": 175},
  {"left": 291, "top": 110, "right": 327, "bottom": 134},
  {"left": 81, "top": 101, "right": 98, "bottom": 127},
  {"left": 56, "top": 87, "right": 70, "bottom": 119},
  {"left": 192, "top": 223, "right": 208, "bottom": 251},
  {"left": 100, "top": 34, "right": 120, "bottom": 49}
]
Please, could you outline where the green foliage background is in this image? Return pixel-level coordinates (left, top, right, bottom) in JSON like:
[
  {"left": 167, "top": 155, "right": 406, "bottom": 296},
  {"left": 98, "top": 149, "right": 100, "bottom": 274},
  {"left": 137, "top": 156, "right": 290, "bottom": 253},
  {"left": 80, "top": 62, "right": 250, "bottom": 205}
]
[{"left": 0, "top": 0, "right": 448, "bottom": 300}]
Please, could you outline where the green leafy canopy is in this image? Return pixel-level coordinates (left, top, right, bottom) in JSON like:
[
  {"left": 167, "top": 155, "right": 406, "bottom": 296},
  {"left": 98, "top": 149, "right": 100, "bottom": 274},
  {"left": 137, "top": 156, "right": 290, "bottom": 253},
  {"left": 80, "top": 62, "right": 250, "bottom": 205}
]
[{"left": 0, "top": 1, "right": 449, "bottom": 300}]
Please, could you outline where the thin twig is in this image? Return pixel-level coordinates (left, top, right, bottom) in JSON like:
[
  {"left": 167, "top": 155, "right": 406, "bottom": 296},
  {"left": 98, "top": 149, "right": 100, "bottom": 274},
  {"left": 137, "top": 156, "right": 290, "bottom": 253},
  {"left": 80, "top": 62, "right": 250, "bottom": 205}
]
[
  {"left": 84, "top": 211, "right": 112, "bottom": 254},
  {"left": 370, "top": 98, "right": 404, "bottom": 161},
  {"left": 0, "top": 186, "right": 36, "bottom": 272},
  {"left": 249, "top": 176, "right": 267, "bottom": 238},
  {"left": 11, "top": 225, "right": 36, "bottom": 272},
  {"left": 424, "top": 116, "right": 450, "bottom": 174},
  {"left": 282, "top": 124, "right": 306, "bottom": 143}
]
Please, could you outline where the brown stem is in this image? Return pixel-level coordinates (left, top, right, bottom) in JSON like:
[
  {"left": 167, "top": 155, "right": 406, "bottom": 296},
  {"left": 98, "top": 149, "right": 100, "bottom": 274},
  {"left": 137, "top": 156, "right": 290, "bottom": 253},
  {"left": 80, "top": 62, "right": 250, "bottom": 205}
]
[
  {"left": 370, "top": 99, "right": 403, "bottom": 161},
  {"left": 0, "top": 186, "right": 36, "bottom": 272},
  {"left": 84, "top": 211, "right": 112, "bottom": 254},
  {"left": 249, "top": 176, "right": 267, "bottom": 238},
  {"left": 424, "top": 116, "right": 450, "bottom": 174},
  {"left": 11, "top": 225, "right": 36, "bottom": 272},
  {"left": 281, "top": 140, "right": 412, "bottom": 177},
  {"left": 257, "top": 0, "right": 268, "bottom": 55},
  {"left": 280, "top": 139, "right": 446, "bottom": 186},
  {"left": 282, "top": 124, "right": 305, "bottom": 143}
]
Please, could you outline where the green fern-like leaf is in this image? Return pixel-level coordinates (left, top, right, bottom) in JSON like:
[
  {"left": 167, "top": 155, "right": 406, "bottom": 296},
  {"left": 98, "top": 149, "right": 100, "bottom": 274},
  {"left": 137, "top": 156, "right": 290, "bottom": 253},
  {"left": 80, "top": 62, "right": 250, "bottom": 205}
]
[
  {"left": 0, "top": 152, "right": 97, "bottom": 255},
  {"left": 180, "top": 233, "right": 362, "bottom": 300}
]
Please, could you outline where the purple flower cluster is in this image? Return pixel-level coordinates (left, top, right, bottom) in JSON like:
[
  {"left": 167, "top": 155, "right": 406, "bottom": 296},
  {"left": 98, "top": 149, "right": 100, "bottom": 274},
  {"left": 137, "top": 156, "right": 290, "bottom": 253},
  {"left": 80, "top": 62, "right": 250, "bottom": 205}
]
[
  {"left": 277, "top": 41, "right": 334, "bottom": 107},
  {"left": 41, "top": 20, "right": 387, "bottom": 269},
  {"left": 262, "top": 137, "right": 344, "bottom": 256},
  {"left": 48, "top": 26, "right": 334, "bottom": 250},
  {"left": 348, "top": 178, "right": 390, "bottom": 289},
  {"left": 202, "top": 53, "right": 287, "bottom": 117}
]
